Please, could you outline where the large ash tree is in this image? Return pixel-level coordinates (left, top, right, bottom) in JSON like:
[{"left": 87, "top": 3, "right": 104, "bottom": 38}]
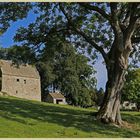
[{"left": 0, "top": 2, "right": 140, "bottom": 125}]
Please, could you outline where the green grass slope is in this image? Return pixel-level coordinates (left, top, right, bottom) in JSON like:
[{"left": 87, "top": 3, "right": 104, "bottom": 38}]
[{"left": 0, "top": 96, "right": 140, "bottom": 138}]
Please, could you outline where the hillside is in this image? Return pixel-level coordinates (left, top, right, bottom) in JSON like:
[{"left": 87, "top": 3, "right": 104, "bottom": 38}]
[{"left": 0, "top": 96, "right": 140, "bottom": 138}]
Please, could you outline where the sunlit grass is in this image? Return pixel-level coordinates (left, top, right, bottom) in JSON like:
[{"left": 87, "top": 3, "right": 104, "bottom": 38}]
[{"left": 0, "top": 96, "right": 140, "bottom": 138}]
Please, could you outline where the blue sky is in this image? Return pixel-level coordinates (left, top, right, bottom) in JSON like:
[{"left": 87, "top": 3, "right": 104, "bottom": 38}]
[
  {"left": 94, "top": 57, "right": 107, "bottom": 90},
  {"left": 0, "top": 10, "right": 36, "bottom": 48},
  {"left": 0, "top": 10, "right": 107, "bottom": 90}
]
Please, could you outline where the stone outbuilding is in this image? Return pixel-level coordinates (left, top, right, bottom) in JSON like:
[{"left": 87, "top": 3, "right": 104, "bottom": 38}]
[
  {"left": 46, "top": 92, "right": 66, "bottom": 104},
  {"left": 0, "top": 59, "right": 41, "bottom": 101},
  {"left": 121, "top": 101, "right": 137, "bottom": 110}
]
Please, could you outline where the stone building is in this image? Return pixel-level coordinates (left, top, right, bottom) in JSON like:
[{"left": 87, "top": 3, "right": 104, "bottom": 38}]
[
  {"left": 0, "top": 60, "right": 41, "bottom": 101},
  {"left": 45, "top": 92, "right": 66, "bottom": 104}
]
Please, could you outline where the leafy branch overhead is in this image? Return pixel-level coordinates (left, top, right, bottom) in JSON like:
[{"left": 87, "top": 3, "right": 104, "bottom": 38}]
[{"left": 7, "top": 3, "right": 139, "bottom": 66}]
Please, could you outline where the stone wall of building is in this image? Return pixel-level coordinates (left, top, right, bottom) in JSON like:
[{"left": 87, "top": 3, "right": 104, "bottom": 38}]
[{"left": 1, "top": 74, "right": 41, "bottom": 101}]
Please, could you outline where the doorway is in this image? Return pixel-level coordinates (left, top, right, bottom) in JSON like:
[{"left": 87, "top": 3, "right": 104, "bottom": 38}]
[{"left": 56, "top": 99, "right": 63, "bottom": 104}]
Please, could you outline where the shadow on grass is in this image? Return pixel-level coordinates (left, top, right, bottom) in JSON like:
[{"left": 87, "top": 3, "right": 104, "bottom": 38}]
[
  {"left": 122, "top": 112, "right": 140, "bottom": 127},
  {"left": 0, "top": 96, "right": 140, "bottom": 137}
]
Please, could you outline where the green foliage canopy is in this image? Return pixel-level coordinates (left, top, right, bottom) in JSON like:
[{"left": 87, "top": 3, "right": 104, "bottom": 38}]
[{"left": 38, "top": 35, "right": 97, "bottom": 107}]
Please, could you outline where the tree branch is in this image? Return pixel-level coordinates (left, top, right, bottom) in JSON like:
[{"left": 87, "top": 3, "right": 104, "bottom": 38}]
[
  {"left": 59, "top": 3, "right": 108, "bottom": 64},
  {"left": 73, "top": 27, "right": 108, "bottom": 63},
  {"left": 122, "top": 7, "right": 131, "bottom": 25},
  {"left": 79, "top": 3, "right": 111, "bottom": 21},
  {"left": 125, "top": 4, "right": 139, "bottom": 40},
  {"left": 79, "top": 3, "right": 120, "bottom": 41},
  {"left": 110, "top": 3, "right": 119, "bottom": 23},
  {"left": 110, "top": 3, "right": 123, "bottom": 35}
]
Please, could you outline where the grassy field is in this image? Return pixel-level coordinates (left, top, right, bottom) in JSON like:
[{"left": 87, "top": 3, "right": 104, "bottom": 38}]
[{"left": 0, "top": 96, "right": 140, "bottom": 138}]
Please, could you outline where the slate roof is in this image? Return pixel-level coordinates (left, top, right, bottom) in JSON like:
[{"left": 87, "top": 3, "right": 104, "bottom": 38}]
[
  {"left": 49, "top": 92, "right": 65, "bottom": 99},
  {"left": 0, "top": 59, "right": 40, "bottom": 79}
]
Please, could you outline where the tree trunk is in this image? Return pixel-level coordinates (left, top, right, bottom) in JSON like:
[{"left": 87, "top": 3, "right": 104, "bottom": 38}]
[
  {"left": 97, "top": 69, "right": 125, "bottom": 125},
  {"left": 97, "top": 40, "right": 132, "bottom": 125}
]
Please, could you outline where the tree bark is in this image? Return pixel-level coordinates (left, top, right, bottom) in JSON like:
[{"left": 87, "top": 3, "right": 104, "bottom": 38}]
[{"left": 96, "top": 39, "right": 132, "bottom": 125}]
